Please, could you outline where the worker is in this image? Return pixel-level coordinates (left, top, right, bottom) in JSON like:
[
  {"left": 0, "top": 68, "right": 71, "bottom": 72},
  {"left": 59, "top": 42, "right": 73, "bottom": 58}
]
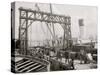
[
  {"left": 80, "top": 48, "right": 85, "bottom": 64},
  {"left": 65, "top": 51, "right": 69, "bottom": 64},
  {"left": 69, "top": 58, "right": 75, "bottom": 70},
  {"left": 57, "top": 51, "right": 62, "bottom": 61},
  {"left": 86, "top": 53, "right": 94, "bottom": 63},
  {"left": 80, "top": 49, "right": 87, "bottom": 64}
]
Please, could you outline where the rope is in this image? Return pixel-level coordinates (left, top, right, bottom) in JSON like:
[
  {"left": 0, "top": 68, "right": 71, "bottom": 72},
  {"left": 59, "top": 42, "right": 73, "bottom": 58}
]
[{"left": 30, "top": 21, "right": 32, "bottom": 47}]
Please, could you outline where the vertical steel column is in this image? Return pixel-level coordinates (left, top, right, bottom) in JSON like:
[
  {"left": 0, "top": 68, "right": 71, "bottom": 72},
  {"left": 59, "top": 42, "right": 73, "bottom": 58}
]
[
  {"left": 63, "top": 16, "right": 71, "bottom": 49},
  {"left": 25, "top": 11, "right": 28, "bottom": 55},
  {"left": 19, "top": 9, "right": 28, "bottom": 55},
  {"left": 67, "top": 16, "right": 71, "bottom": 49},
  {"left": 63, "top": 28, "right": 65, "bottom": 49},
  {"left": 19, "top": 10, "right": 22, "bottom": 54}
]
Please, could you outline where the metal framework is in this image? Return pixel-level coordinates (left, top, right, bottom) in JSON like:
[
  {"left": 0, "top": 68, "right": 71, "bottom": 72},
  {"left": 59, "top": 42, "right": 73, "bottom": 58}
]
[{"left": 19, "top": 7, "right": 71, "bottom": 55}]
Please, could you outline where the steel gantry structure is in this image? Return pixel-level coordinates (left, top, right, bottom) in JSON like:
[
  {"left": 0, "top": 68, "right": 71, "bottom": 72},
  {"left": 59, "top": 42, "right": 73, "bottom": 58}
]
[{"left": 19, "top": 7, "right": 71, "bottom": 55}]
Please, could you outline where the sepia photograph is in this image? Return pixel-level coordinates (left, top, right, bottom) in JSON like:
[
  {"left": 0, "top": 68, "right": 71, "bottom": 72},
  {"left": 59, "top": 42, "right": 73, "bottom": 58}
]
[{"left": 11, "top": 1, "right": 98, "bottom": 73}]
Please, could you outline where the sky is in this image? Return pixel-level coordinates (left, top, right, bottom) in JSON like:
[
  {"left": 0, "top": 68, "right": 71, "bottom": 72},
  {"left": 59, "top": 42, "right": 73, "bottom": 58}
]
[{"left": 13, "top": 1, "right": 97, "bottom": 42}]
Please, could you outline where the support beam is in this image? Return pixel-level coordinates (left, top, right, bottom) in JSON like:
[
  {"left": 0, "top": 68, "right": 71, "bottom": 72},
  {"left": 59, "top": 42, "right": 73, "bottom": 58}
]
[
  {"left": 19, "top": 7, "right": 71, "bottom": 25},
  {"left": 19, "top": 7, "right": 71, "bottom": 55}
]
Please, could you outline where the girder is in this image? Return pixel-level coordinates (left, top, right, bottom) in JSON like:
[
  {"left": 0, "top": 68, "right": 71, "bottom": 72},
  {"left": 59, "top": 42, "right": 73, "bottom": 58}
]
[
  {"left": 19, "top": 7, "right": 71, "bottom": 25},
  {"left": 19, "top": 7, "right": 72, "bottom": 55}
]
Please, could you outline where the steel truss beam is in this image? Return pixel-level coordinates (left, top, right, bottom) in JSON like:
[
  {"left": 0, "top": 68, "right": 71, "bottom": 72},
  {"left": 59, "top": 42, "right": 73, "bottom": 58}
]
[
  {"left": 19, "top": 7, "right": 71, "bottom": 25},
  {"left": 19, "top": 7, "right": 71, "bottom": 55}
]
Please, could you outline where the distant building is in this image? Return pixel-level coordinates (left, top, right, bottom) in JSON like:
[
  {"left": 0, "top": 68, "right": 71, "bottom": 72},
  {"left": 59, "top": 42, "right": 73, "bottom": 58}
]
[{"left": 79, "top": 19, "right": 84, "bottom": 40}]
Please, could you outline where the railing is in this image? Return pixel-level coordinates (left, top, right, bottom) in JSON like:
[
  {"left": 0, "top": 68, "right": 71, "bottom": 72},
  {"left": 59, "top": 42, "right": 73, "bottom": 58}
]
[{"left": 15, "top": 54, "right": 50, "bottom": 71}]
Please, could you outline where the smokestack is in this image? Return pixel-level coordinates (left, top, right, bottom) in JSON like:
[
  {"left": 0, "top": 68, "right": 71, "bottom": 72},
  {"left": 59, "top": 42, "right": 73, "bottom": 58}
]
[{"left": 79, "top": 19, "right": 84, "bottom": 39}]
